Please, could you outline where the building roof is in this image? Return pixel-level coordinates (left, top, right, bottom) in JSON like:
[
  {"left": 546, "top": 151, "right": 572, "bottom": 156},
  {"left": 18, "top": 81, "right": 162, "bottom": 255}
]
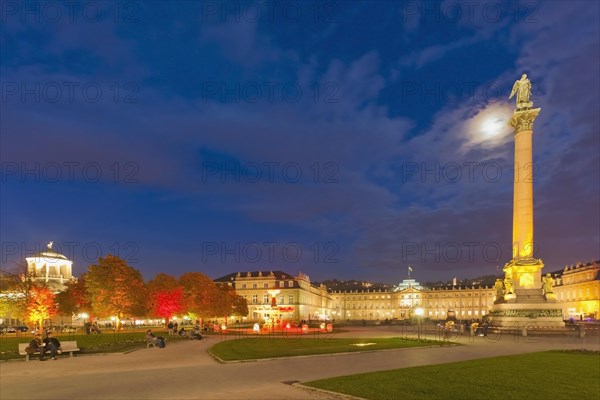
[
  {"left": 25, "top": 242, "right": 71, "bottom": 262},
  {"left": 214, "top": 270, "right": 296, "bottom": 282},
  {"left": 27, "top": 250, "right": 70, "bottom": 261},
  {"left": 549, "top": 260, "right": 599, "bottom": 278}
]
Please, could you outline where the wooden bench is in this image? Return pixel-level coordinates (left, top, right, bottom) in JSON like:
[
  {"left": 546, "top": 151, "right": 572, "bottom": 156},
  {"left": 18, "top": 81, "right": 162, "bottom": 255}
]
[{"left": 18, "top": 341, "right": 80, "bottom": 361}]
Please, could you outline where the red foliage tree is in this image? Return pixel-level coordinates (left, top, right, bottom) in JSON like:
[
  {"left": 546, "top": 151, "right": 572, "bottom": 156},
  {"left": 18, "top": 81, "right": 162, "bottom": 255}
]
[{"left": 147, "top": 273, "right": 184, "bottom": 325}]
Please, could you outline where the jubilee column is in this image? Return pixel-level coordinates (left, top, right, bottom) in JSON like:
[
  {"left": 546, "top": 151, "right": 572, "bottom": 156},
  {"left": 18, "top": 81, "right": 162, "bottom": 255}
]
[
  {"left": 503, "top": 74, "right": 545, "bottom": 299},
  {"left": 489, "top": 74, "right": 563, "bottom": 328}
]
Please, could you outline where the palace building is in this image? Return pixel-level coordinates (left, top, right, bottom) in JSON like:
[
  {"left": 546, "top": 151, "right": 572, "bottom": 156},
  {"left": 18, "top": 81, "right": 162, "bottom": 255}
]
[
  {"left": 214, "top": 271, "right": 330, "bottom": 322},
  {"left": 216, "top": 260, "right": 600, "bottom": 323},
  {"left": 551, "top": 260, "right": 600, "bottom": 320}
]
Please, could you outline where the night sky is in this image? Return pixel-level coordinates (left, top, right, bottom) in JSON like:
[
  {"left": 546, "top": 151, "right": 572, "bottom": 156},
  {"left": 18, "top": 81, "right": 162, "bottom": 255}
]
[{"left": 1, "top": 1, "right": 598, "bottom": 284}]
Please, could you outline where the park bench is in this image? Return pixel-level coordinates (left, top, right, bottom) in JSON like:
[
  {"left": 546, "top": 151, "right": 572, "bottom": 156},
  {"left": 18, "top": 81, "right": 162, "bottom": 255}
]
[
  {"left": 186, "top": 330, "right": 206, "bottom": 341},
  {"left": 146, "top": 337, "right": 157, "bottom": 348},
  {"left": 18, "top": 341, "right": 80, "bottom": 361}
]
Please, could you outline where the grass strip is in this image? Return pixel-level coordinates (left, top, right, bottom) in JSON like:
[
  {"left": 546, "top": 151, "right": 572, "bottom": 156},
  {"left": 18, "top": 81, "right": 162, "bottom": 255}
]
[
  {"left": 0, "top": 330, "right": 189, "bottom": 360},
  {"left": 305, "top": 350, "right": 600, "bottom": 400},
  {"left": 210, "top": 336, "right": 450, "bottom": 361}
]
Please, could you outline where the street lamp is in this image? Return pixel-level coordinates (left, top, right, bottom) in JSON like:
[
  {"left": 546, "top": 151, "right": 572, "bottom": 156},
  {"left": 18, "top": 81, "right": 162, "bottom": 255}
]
[{"left": 415, "top": 308, "right": 424, "bottom": 339}]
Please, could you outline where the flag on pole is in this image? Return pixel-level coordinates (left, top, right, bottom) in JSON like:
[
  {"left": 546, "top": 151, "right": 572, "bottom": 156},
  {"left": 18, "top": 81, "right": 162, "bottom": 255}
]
[{"left": 408, "top": 265, "right": 413, "bottom": 274}]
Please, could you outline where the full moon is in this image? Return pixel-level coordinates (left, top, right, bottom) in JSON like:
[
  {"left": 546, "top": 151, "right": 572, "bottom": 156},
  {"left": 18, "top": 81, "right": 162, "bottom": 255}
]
[{"left": 481, "top": 117, "right": 504, "bottom": 138}]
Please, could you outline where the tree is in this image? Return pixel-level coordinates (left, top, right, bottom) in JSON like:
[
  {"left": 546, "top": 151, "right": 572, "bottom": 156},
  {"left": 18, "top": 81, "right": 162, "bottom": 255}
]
[
  {"left": 147, "top": 273, "right": 184, "bottom": 325},
  {"left": 26, "top": 285, "right": 57, "bottom": 331},
  {"left": 85, "top": 255, "right": 147, "bottom": 327},
  {"left": 216, "top": 284, "right": 249, "bottom": 320},
  {"left": 230, "top": 292, "right": 249, "bottom": 318},
  {"left": 0, "top": 264, "right": 40, "bottom": 325},
  {"left": 179, "top": 272, "right": 225, "bottom": 318},
  {"left": 55, "top": 275, "right": 92, "bottom": 317}
]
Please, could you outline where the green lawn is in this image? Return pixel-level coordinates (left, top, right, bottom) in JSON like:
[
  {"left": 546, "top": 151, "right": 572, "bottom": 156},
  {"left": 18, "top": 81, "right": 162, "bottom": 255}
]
[
  {"left": 305, "top": 350, "right": 600, "bottom": 400},
  {"left": 0, "top": 330, "right": 188, "bottom": 360},
  {"left": 210, "top": 337, "right": 450, "bottom": 361}
]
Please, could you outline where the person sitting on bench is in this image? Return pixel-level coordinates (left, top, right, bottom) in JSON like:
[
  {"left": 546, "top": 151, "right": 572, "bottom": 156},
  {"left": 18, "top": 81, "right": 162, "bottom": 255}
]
[
  {"left": 146, "top": 329, "right": 158, "bottom": 345},
  {"left": 43, "top": 331, "right": 62, "bottom": 360},
  {"left": 27, "top": 334, "right": 47, "bottom": 361}
]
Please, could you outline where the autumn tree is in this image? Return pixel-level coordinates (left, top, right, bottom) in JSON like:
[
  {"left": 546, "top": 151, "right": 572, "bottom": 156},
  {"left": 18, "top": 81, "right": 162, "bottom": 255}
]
[
  {"left": 179, "top": 272, "right": 226, "bottom": 319},
  {"left": 0, "top": 264, "right": 41, "bottom": 326},
  {"left": 85, "top": 255, "right": 147, "bottom": 327},
  {"left": 230, "top": 291, "right": 249, "bottom": 318},
  {"left": 26, "top": 285, "right": 57, "bottom": 331},
  {"left": 146, "top": 273, "right": 184, "bottom": 325},
  {"left": 217, "top": 284, "right": 249, "bottom": 319},
  {"left": 55, "top": 275, "right": 92, "bottom": 318},
  {"left": 0, "top": 270, "right": 26, "bottom": 321}
]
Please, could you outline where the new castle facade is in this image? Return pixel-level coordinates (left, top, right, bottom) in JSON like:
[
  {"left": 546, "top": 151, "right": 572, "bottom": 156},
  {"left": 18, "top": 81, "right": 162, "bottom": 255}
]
[{"left": 215, "top": 260, "right": 599, "bottom": 323}]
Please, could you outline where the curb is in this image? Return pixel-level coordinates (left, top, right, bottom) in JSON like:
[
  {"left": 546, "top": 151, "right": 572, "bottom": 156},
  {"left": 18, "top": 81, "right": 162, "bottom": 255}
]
[{"left": 292, "top": 382, "right": 367, "bottom": 400}]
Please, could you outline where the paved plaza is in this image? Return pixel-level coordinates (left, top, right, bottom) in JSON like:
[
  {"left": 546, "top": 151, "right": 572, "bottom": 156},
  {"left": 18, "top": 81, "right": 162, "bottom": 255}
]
[{"left": 1, "top": 328, "right": 598, "bottom": 400}]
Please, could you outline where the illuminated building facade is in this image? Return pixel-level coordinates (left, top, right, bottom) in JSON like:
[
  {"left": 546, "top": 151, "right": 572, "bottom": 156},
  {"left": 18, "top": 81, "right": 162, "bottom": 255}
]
[
  {"left": 214, "top": 271, "right": 331, "bottom": 322},
  {"left": 25, "top": 241, "right": 76, "bottom": 293},
  {"left": 331, "top": 278, "right": 495, "bottom": 322},
  {"left": 216, "top": 263, "right": 599, "bottom": 322},
  {"left": 552, "top": 260, "right": 600, "bottom": 320}
]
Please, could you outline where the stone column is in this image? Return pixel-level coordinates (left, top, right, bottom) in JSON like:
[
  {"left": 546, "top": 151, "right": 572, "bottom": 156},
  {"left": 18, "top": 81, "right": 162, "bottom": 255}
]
[
  {"left": 504, "top": 107, "right": 543, "bottom": 295},
  {"left": 509, "top": 108, "right": 541, "bottom": 261}
]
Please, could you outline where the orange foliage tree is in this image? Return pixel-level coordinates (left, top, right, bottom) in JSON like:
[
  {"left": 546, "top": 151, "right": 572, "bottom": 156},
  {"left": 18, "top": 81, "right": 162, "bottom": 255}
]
[
  {"left": 85, "top": 255, "right": 147, "bottom": 328},
  {"left": 179, "top": 272, "right": 227, "bottom": 319},
  {"left": 26, "top": 285, "right": 57, "bottom": 331}
]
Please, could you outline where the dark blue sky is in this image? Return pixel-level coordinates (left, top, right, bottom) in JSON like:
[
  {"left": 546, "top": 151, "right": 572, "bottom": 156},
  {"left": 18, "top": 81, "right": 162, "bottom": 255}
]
[{"left": 1, "top": 1, "right": 599, "bottom": 284}]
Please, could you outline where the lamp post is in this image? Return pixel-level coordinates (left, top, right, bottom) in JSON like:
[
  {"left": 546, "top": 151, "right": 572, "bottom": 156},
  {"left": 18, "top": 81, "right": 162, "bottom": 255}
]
[{"left": 415, "top": 307, "right": 424, "bottom": 340}]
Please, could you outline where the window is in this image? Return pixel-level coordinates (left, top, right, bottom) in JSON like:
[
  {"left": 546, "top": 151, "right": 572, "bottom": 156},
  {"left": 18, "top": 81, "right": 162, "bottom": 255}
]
[
  {"left": 241, "top": 283, "right": 246, "bottom": 289},
  {"left": 252, "top": 294, "right": 258, "bottom": 303},
  {"left": 289, "top": 280, "right": 294, "bottom": 287},
  {"left": 289, "top": 295, "right": 294, "bottom": 304},
  {"left": 263, "top": 294, "right": 270, "bottom": 304},
  {"left": 252, "top": 283, "right": 257, "bottom": 288},
  {"left": 279, "top": 295, "right": 285, "bottom": 304},
  {"left": 264, "top": 283, "right": 269, "bottom": 288}
]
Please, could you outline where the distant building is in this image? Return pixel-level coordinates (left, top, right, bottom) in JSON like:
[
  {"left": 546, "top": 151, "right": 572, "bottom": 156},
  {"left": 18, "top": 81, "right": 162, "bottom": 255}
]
[
  {"left": 214, "top": 270, "right": 330, "bottom": 322},
  {"left": 330, "top": 277, "right": 494, "bottom": 321},
  {"left": 551, "top": 260, "right": 600, "bottom": 320},
  {"left": 216, "top": 261, "right": 600, "bottom": 322},
  {"left": 25, "top": 241, "right": 76, "bottom": 292}
]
